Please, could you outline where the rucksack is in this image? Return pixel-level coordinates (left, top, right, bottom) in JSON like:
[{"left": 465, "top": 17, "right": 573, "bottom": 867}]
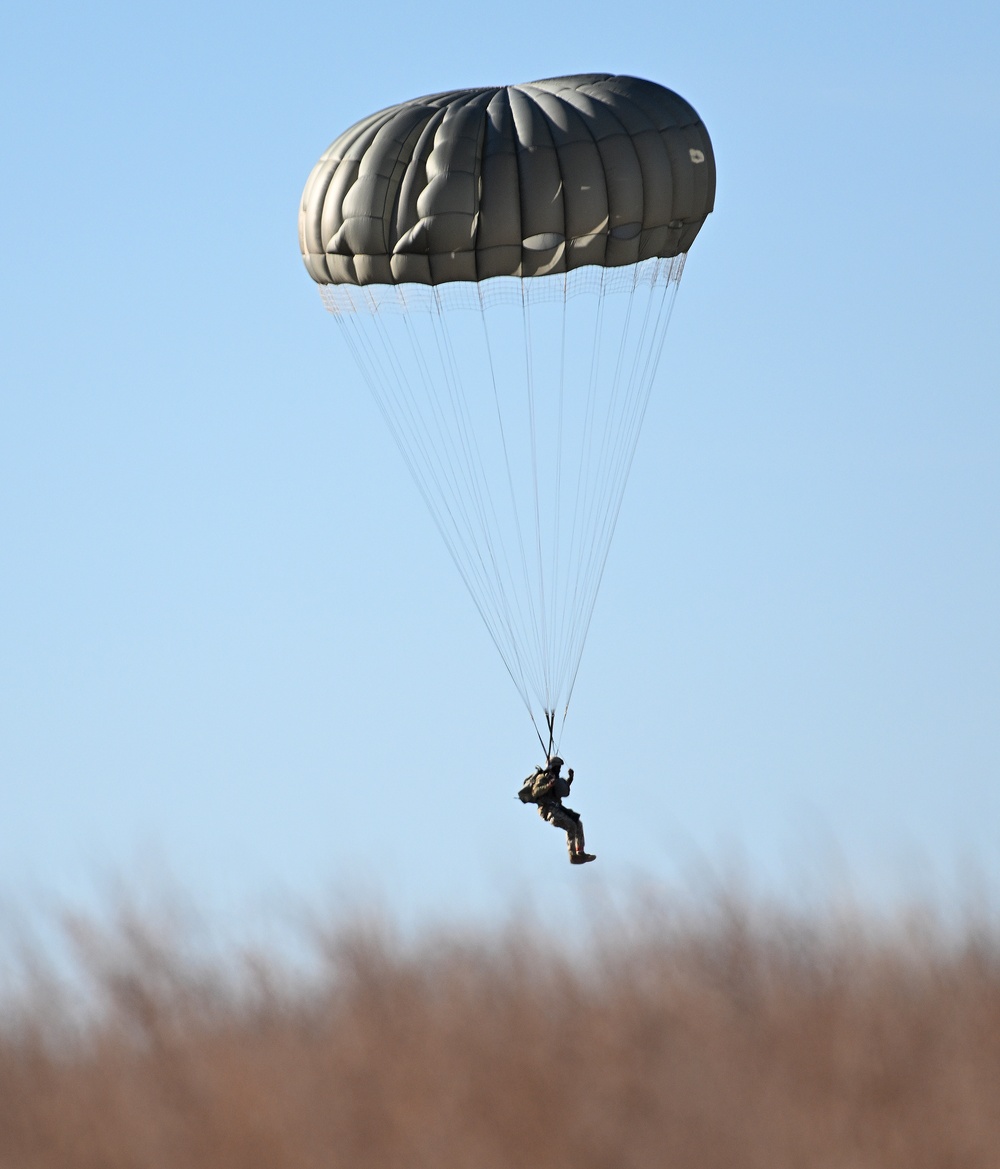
[{"left": 517, "top": 767, "right": 546, "bottom": 804}]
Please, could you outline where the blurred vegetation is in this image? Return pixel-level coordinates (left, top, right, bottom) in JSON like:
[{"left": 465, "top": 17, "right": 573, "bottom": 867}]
[{"left": 1, "top": 887, "right": 999, "bottom": 1168}]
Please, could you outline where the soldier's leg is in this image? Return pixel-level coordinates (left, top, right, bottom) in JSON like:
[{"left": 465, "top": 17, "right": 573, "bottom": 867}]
[
  {"left": 563, "top": 807, "right": 585, "bottom": 852},
  {"left": 538, "top": 804, "right": 579, "bottom": 857},
  {"left": 561, "top": 807, "right": 595, "bottom": 864}
]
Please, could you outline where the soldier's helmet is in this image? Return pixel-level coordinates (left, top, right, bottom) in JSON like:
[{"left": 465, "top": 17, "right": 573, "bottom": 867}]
[{"left": 547, "top": 755, "right": 564, "bottom": 772}]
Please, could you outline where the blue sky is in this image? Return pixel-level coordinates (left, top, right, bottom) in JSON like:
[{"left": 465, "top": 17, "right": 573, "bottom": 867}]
[{"left": 2, "top": 0, "right": 998, "bottom": 930}]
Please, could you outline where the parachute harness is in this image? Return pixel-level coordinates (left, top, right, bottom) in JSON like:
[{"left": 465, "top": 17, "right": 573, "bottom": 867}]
[{"left": 323, "top": 256, "right": 685, "bottom": 750}]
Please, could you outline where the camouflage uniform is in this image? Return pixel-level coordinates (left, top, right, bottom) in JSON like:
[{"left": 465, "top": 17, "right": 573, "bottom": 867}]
[{"left": 530, "top": 759, "right": 593, "bottom": 863}]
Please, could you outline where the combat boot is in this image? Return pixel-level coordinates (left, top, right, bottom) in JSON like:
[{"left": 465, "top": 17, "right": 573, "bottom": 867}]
[{"left": 570, "top": 851, "right": 597, "bottom": 864}]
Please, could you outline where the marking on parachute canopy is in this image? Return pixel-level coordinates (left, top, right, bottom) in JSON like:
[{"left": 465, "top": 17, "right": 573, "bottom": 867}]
[{"left": 689, "top": 148, "right": 705, "bottom": 163}]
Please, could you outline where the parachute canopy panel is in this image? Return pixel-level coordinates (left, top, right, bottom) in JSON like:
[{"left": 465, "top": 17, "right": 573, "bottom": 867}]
[{"left": 299, "top": 74, "right": 715, "bottom": 287}]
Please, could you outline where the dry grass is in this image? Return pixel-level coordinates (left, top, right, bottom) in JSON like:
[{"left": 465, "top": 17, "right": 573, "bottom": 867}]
[{"left": 1, "top": 890, "right": 999, "bottom": 1168}]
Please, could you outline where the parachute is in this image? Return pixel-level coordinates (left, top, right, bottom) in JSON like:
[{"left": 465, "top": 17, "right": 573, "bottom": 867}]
[{"left": 299, "top": 74, "right": 715, "bottom": 755}]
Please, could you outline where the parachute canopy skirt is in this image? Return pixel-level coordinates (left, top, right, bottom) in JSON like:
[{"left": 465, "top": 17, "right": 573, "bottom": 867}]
[{"left": 299, "top": 75, "right": 714, "bottom": 754}]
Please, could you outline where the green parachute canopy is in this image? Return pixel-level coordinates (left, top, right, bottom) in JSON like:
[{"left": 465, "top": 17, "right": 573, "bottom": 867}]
[
  {"left": 299, "top": 75, "right": 715, "bottom": 755},
  {"left": 299, "top": 74, "right": 715, "bottom": 288}
]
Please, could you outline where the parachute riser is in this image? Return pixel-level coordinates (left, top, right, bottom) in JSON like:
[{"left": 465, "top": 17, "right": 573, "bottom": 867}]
[{"left": 533, "top": 707, "right": 559, "bottom": 761}]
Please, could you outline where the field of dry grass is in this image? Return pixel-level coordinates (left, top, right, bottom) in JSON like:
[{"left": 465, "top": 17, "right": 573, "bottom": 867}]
[{"left": 1, "top": 889, "right": 999, "bottom": 1168}]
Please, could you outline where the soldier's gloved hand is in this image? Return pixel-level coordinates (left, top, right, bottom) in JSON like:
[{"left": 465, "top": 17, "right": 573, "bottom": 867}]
[{"left": 567, "top": 767, "right": 574, "bottom": 784}]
